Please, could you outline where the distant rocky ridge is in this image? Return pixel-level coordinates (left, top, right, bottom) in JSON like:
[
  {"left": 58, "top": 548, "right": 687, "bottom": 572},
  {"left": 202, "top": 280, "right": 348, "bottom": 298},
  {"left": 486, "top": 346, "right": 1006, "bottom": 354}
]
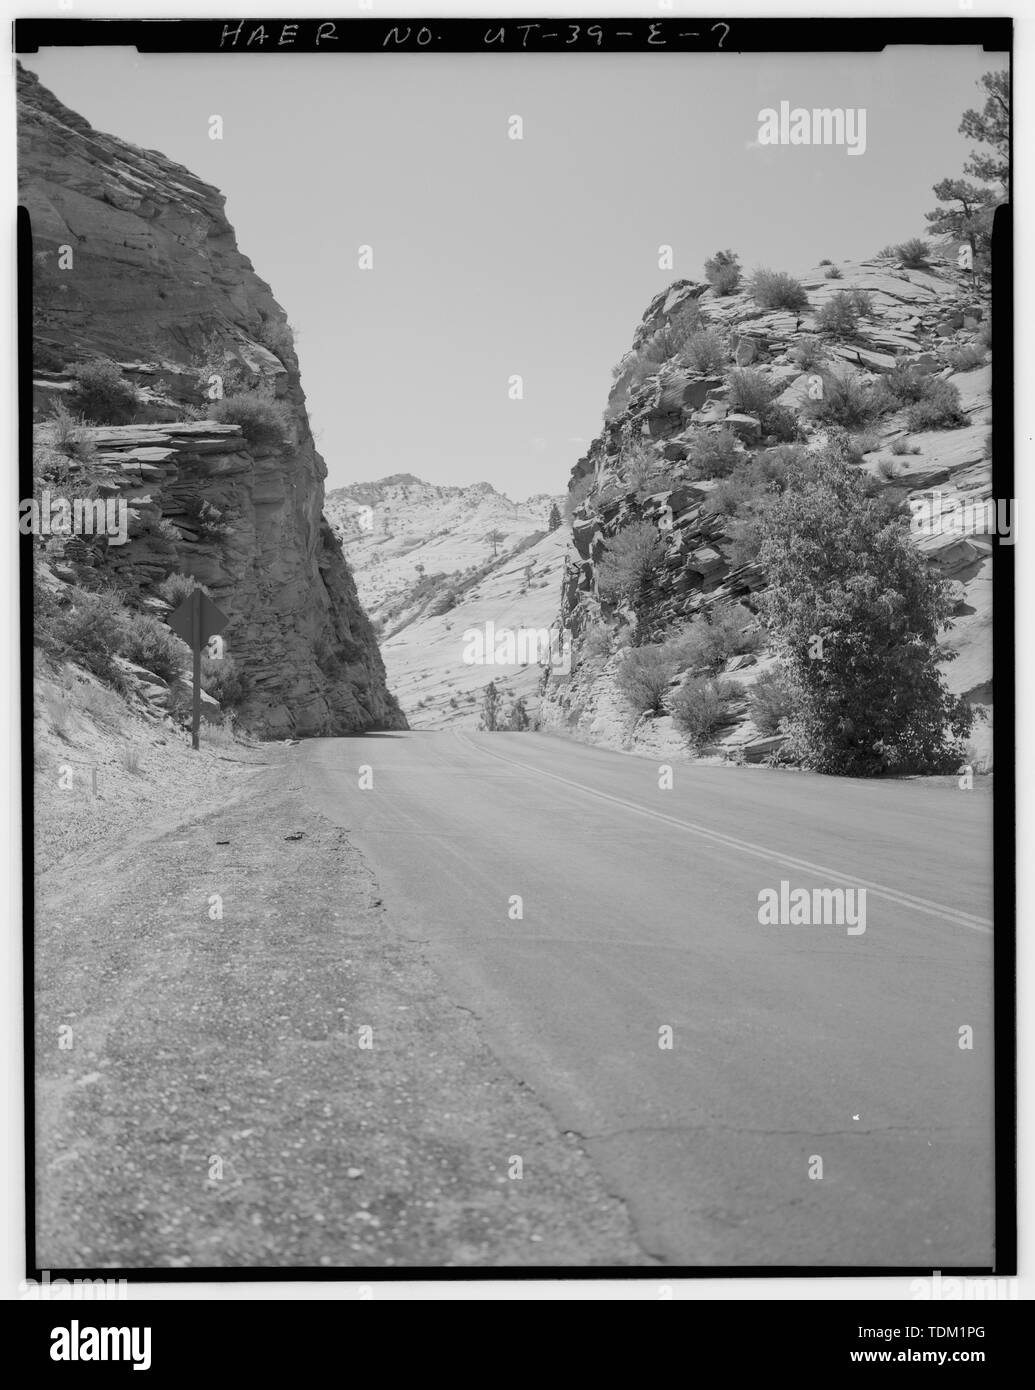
[
  {"left": 539, "top": 253, "right": 994, "bottom": 766},
  {"left": 324, "top": 476, "right": 565, "bottom": 726},
  {"left": 21, "top": 63, "right": 404, "bottom": 736}
]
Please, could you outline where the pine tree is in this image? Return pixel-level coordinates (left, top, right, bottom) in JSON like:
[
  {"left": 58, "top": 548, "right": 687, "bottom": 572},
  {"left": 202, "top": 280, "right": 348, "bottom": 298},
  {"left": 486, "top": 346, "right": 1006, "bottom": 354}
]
[
  {"left": 925, "top": 69, "right": 1009, "bottom": 253},
  {"left": 547, "top": 502, "right": 562, "bottom": 531},
  {"left": 508, "top": 696, "right": 530, "bottom": 731},
  {"left": 480, "top": 680, "right": 500, "bottom": 732}
]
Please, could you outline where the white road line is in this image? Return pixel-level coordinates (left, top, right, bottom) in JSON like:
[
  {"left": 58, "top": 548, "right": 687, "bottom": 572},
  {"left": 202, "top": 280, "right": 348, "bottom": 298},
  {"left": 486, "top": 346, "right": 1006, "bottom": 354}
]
[{"left": 455, "top": 732, "right": 992, "bottom": 934}]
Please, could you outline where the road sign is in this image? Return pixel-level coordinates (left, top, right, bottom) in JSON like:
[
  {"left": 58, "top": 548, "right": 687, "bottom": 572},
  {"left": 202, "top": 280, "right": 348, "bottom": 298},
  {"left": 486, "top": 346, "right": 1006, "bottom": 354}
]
[
  {"left": 167, "top": 589, "right": 230, "bottom": 750},
  {"left": 167, "top": 590, "right": 228, "bottom": 648}
]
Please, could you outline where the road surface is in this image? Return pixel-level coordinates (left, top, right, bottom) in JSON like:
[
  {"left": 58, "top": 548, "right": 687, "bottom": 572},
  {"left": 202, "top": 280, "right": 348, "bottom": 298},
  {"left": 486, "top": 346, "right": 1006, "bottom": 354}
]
[{"left": 297, "top": 729, "right": 994, "bottom": 1267}]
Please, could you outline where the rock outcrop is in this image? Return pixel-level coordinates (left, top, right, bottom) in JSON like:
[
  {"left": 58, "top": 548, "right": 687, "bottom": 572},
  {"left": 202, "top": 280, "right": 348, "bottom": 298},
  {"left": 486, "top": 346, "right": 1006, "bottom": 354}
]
[
  {"left": 20, "top": 62, "right": 405, "bottom": 735},
  {"left": 323, "top": 475, "right": 566, "bottom": 727},
  {"left": 542, "top": 254, "right": 994, "bottom": 767}
]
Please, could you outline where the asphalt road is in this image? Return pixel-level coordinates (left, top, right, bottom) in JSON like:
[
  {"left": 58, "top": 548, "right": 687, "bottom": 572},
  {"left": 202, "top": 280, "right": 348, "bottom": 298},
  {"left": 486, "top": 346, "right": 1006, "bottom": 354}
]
[{"left": 297, "top": 729, "right": 995, "bottom": 1268}]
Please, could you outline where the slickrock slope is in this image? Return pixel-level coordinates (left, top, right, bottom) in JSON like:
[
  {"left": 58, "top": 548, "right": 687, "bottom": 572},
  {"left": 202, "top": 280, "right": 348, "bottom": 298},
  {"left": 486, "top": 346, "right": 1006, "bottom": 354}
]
[
  {"left": 21, "top": 63, "right": 404, "bottom": 736},
  {"left": 325, "top": 476, "right": 564, "bottom": 727},
  {"left": 541, "top": 254, "right": 995, "bottom": 768}
]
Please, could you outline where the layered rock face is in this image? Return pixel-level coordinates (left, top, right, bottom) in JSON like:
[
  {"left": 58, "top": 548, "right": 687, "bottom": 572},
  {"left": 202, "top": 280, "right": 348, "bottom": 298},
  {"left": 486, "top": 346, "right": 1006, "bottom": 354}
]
[
  {"left": 20, "top": 63, "right": 405, "bottom": 736},
  {"left": 323, "top": 475, "right": 566, "bottom": 729},
  {"left": 542, "top": 255, "right": 994, "bottom": 764}
]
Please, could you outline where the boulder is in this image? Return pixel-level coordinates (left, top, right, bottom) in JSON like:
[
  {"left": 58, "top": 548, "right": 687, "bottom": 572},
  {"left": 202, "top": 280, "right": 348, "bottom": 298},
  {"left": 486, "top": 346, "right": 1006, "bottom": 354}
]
[
  {"left": 725, "top": 413, "right": 762, "bottom": 443},
  {"left": 690, "top": 400, "right": 729, "bottom": 425},
  {"left": 657, "top": 374, "right": 723, "bottom": 413}
]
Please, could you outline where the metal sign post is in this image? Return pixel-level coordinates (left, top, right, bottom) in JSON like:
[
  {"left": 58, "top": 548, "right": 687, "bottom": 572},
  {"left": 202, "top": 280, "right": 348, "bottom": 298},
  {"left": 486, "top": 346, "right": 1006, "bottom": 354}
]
[{"left": 168, "top": 589, "right": 230, "bottom": 750}]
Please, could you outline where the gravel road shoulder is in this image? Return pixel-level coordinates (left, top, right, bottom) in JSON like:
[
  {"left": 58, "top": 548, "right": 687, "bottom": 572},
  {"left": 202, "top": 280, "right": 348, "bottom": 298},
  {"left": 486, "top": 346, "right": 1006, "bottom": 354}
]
[{"left": 35, "top": 751, "right": 648, "bottom": 1269}]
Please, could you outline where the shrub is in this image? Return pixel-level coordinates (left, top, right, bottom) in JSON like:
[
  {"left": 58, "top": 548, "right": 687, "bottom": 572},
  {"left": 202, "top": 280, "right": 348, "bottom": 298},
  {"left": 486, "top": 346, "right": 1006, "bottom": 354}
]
[
  {"left": 818, "top": 259, "right": 833, "bottom": 266},
  {"left": 849, "top": 429, "right": 882, "bottom": 459},
  {"left": 596, "top": 520, "right": 664, "bottom": 633},
  {"left": 806, "top": 371, "right": 877, "bottom": 428},
  {"left": 872, "top": 362, "right": 929, "bottom": 409},
  {"left": 758, "top": 456, "right": 973, "bottom": 775},
  {"left": 816, "top": 292, "right": 860, "bottom": 339},
  {"left": 671, "top": 676, "right": 743, "bottom": 743},
  {"left": 616, "top": 644, "right": 676, "bottom": 713},
  {"left": 68, "top": 359, "right": 138, "bottom": 424},
  {"left": 760, "top": 402, "right": 801, "bottom": 443},
  {"left": 792, "top": 339, "right": 825, "bottom": 370},
  {"left": 201, "top": 653, "right": 252, "bottom": 708},
  {"left": 824, "top": 264, "right": 843, "bottom": 279},
  {"left": 708, "top": 444, "right": 813, "bottom": 519},
  {"left": 710, "top": 262, "right": 742, "bottom": 296},
  {"left": 121, "top": 611, "right": 189, "bottom": 683},
  {"left": 875, "top": 244, "right": 897, "bottom": 258},
  {"left": 724, "top": 517, "right": 765, "bottom": 569},
  {"left": 727, "top": 368, "right": 775, "bottom": 416},
  {"left": 681, "top": 329, "right": 728, "bottom": 374},
  {"left": 622, "top": 440, "right": 661, "bottom": 491},
  {"left": 686, "top": 427, "right": 741, "bottom": 480},
  {"left": 890, "top": 437, "right": 920, "bottom": 455},
  {"left": 46, "top": 586, "right": 129, "bottom": 682},
  {"left": 182, "top": 495, "right": 235, "bottom": 540},
  {"left": 896, "top": 238, "right": 930, "bottom": 269},
  {"left": 876, "top": 457, "right": 898, "bottom": 480},
  {"left": 905, "top": 378, "right": 967, "bottom": 431},
  {"left": 583, "top": 623, "right": 612, "bottom": 660},
  {"left": 749, "top": 666, "right": 798, "bottom": 735},
  {"left": 46, "top": 403, "right": 95, "bottom": 461},
  {"left": 34, "top": 341, "right": 68, "bottom": 372},
  {"left": 666, "top": 606, "right": 760, "bottom": 674},
  {"left": 208, "top": 392, "right": 289, "bottom": 446},
  {"left": 945, "top": 344, "right": 986, "bottom": 372},
  {"left": 256, "top": 318, "right": 295, "bottom": 363},
  {"left": 704, "top": 249, "right": 742, "bottom": 296},
  {"left": 749, "top": 268, "right": 809, "bottom": 312},
  {"left": 850, "top": 289, "right": 873, "bottom": 317},
  {"left": 157, "top": 572, "right": 211, "bottom": 607}
]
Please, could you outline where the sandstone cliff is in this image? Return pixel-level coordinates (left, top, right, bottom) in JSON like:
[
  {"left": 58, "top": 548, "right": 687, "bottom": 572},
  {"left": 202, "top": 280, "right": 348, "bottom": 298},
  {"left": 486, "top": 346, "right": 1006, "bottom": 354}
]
[
  {"left": 21, "top": 63, "right": 405, "bottom": 736},
  {"left": 540, "top": 253, "right": 994, "bottom": 768},
  {"left": 324, "top": 475, "right": 568, "bottom": 727}
]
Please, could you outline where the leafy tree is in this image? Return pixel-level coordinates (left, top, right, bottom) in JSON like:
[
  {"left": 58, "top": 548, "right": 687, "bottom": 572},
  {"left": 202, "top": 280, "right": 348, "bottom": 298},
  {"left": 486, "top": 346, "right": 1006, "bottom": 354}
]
[
  {"left": 758, "top": 457, "right": 972, "bottom": 775},
  {"left": 547, "top": 502, "right": 562, "bottom": 531},
  {"left": 925, "top": 69, "right": 1009, "bottom": 253},
  {"left": 595, "top": 520, "right": 664, "bottom": 641}
]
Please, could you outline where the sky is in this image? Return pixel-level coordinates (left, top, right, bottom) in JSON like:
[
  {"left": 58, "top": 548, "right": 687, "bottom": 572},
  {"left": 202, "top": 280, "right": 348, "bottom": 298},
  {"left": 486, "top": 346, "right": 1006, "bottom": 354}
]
[{"left": 21, "top": 44, "right": 1002, "bottom": 498}]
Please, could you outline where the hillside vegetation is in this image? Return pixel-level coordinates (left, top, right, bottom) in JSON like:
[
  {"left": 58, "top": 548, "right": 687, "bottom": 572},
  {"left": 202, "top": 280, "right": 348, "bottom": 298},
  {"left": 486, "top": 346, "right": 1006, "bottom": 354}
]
[{"left": 540, "top": 243, "right": 995, "bottom": 775}]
